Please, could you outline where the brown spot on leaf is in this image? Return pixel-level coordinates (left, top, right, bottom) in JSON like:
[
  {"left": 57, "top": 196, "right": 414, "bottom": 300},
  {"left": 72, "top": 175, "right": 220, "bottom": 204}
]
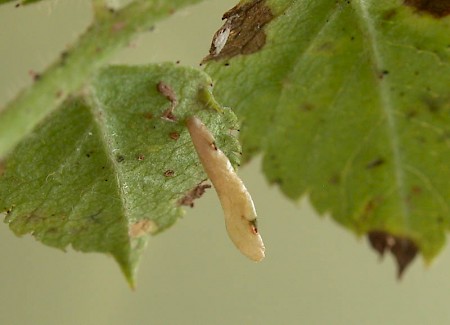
[
  {"left": 359, "top": 197, "right": 383, "bottom": 222},
  {"left": 112, "top": 21, "right": 126, "bottom": 32},
  {"left": 116, "top": 155, "right": 125, "bottom": 163},
  {"left": 404, "top": 0, "right": 450, "bottom": 17},
  {"left": 55, "top": 90, "right": 64, "bottom": 98},
  {"left": 169, "top": 131, "right": 180, "bottom": 140},
  {"left": 178, "top": 182, "right": 212, "bottom": 207},
  {"left": 366, "top": 157, "right": 385, "bottom": 169},
  {"left": 161, "top": 110, "right": 177, "bottom": 121},
  {"left": 143, "top": 112, "right": 154, "bottom": 120},
  {"left": 377, "top": 70, "right": 389, "bottom": 79},
  {"left": 329, "top": 174, "right": 340, "bottom": 185},
  {"left": 157, "top": 82, "right": 177, "bottom": 105},
  {"left": 5, "top": 205, "right": 15, "bottom": 215},
  {"left": 411, "top": 186, "right": 422, "bottom": 195},
  {"left": 423, "top": 95, "right": 446, "bottom": 114},
  {"left": 157, "top": 81, "right": 178, "bottom": 121},
  {"left": 368, "top": 231, "right": 418, "bottom": 278},
  {"left": 136, "top": 154, "right": 145, "bottom": 161},
  {"left": 28, "top": 70, "right": 41, "bottom": 81},
  {"left": 300, "top": 103, "right": 315, "bottom": 111},
  {"left": 382, "top": 8, "right": 398, "bottom": 20},
  {"left": 164, "top": 170, "right": 175, "bottom": 177},
  {"left": 406, "top": 109, "right": 418, "bottom": 119},
  {"left": 129, "top": 219, "right": 158, "bottom": 237},
  {"left": 60, "top": 50, "right": 69, "bottom": 65},
  {"left": 406, "top": 185, "right": 423, "bottom": 207},
  {"left": 202, "top": 0, "right": 274, "bottom": 62}
]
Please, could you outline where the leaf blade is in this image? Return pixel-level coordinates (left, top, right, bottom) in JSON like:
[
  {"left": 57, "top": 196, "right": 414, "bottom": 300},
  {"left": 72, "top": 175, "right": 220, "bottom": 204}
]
[
  {"left": 0, "top": 64, "right": 241, "bottom": 284},
  {"left": 205, "top": 0, "right": 450, "bottom": 269}
]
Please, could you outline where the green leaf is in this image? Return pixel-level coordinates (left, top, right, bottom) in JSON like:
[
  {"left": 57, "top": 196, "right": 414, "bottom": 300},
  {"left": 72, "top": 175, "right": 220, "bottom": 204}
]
[
  {"left": 0, "top": 0, "right": 204, "bottom": 159},
  {"left": 205, "top": 0, "right": 450, "bottom": 272},
  {"left": 0, "top": 0, "right": 42, "bottom": 6},
  {"left": 0, "top": 64, "right": 240, "bottom": 286}
]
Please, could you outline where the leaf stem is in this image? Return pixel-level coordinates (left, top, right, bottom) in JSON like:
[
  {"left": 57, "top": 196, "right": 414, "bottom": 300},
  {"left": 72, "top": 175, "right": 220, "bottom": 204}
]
[
  {"left": 0, "top": 0, "right": 202, "bottom": 158},
  {"left": 91, "top": 0, "right": 109, "bottom": 19}
]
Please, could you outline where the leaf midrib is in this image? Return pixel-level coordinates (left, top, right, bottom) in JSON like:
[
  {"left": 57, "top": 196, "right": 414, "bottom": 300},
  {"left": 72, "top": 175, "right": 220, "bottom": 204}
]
[
  {"left": 88, "top": 91, "right": 132, "bottom": 235},
  {"left": 354, "top": 0, "right": 410, "bottom": 227}
]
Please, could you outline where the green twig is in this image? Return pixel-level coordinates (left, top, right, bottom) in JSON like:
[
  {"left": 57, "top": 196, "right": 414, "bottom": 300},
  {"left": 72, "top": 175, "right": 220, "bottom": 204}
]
[{"left": 0, "top": 0, "right": 202, "bottom": 158}]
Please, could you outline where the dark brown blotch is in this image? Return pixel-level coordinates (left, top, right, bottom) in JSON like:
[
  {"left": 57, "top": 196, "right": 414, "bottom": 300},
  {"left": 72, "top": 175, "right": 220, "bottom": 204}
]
[
  {"left": 367, "top": 230, "right": 418, "bottom": 279},
  {"left": 202, "top": 0, "right": 274, "bottom": 62},
  {"left": 178, "top": 182, "right": 212, "bottom": 207},
  {"left": 164, "top": 170, "right": 175, "bottom": 177},
  {"left": 404, "top": 0, "right": 450, "bottom": 18}
]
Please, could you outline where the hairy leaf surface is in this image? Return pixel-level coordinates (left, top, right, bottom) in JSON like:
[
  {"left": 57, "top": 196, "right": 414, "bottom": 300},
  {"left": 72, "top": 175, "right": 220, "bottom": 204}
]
[{"left": 0, "top": 64, "right": 240, "bottom": 285}]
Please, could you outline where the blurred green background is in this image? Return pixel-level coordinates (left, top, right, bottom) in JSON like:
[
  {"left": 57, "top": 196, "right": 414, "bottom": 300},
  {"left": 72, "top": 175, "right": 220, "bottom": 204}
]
[{"left": 1, "top": 1, "right": 450, "bottom": 324}]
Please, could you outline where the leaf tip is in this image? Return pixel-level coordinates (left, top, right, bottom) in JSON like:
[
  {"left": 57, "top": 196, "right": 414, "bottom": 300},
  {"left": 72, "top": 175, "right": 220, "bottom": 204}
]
[
  {"left": 367, "top": 231, "right": 418, "bottom": 279},
  {"left": 113, "top": 236, "right": 149, "bottom": 289},
  {"left": 115, "top": 255, "right": 139, "bottom": 290}
]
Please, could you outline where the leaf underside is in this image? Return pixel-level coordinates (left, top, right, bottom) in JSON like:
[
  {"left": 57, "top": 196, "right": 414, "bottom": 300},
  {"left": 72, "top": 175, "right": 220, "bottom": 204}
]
[
  {"left": 0, "top": 64, "right": 240, "bottom": 285},
  {"left": 205, "top": 0, "right": 450, "bottom": 274}
]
